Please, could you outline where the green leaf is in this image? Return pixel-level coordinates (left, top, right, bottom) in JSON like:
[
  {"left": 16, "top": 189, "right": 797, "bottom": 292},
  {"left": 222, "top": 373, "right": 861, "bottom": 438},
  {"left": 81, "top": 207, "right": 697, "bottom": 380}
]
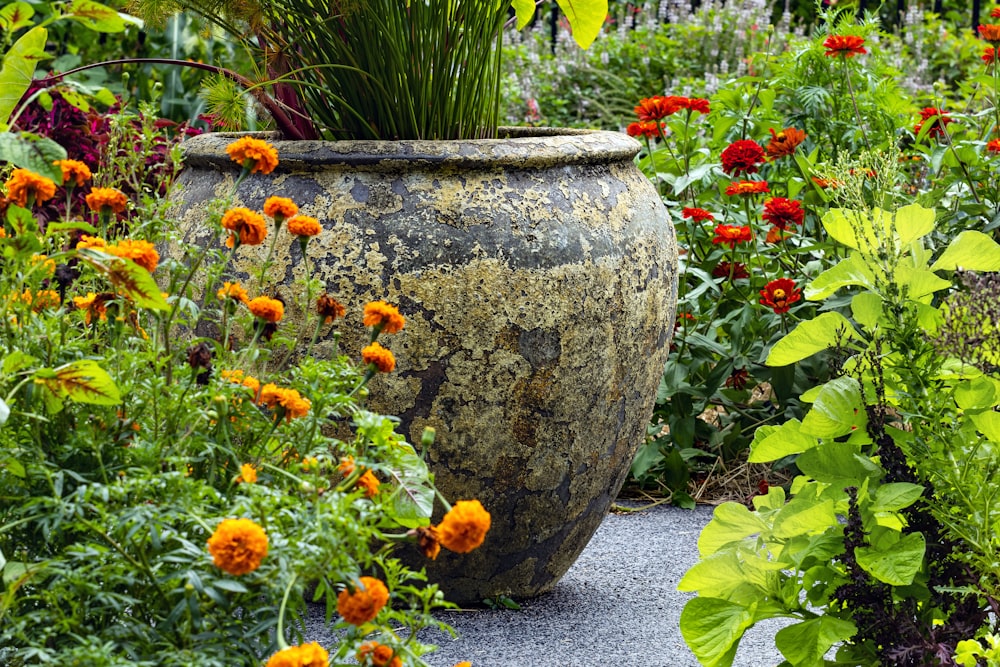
[
  {"left": 930, "top": 230, "right": 1000, "bottom": 272},
  {"left": 697, "top": 502, "right": 768, "bottom": 557},
  {"left": 0, "top": 2, "right": 35, "bottom": 31},
  {"left": 894, "top": 265, "right": 951, "bottom": 299},
  {"left": 804, "top": 254, "right": 875, "bottom": 300},
  {"left": 796, "top": 443, "right": 882, "bottom": 484},
  {"left": 0, "top": 132, "right": 67, "bottom": 181},
  {"left": 800, "top": 376, "right": 865, "bottom": 439},
  {"left": 871, "top": 483, "right": 925, "bottom": 513},
  {"left": 680, "top": 597, "right": 753, "bottom": 667},
  {"left": 893, "top": 203, "right": 936, "bottom": 245},
  {"left": 855, "top": 532, "right": 925, "bottom": 586},
  {"left": 0, "top": 27, "right": 48, "bottom": 128},
  {"left": 851, "top": 292, "right": 882, "bottom": 330},
  {"left": 766, "top": 312, "right": 860, "bottom": 367},
  {"left": 511, "top": 0, "right": 535, "bottom": 29},
  {"left": 772, "top": 498, "right": 837, "bottom": 539},
  {"left": 51, "top": 359, "right": 121, "bottom": 405},
  {"left": 821, "top": 208, "right": 881, "bottom": 254},
  {"left": 971, "top": 411, "right": 1000, "bottom": 443},
  {"left": 955, "top": 377, "right": 997, "bottom": 411},
  {"left": 387, "top": 449, "right": 434, "bottom": 529},
  {"left": 46, "top": 220, "right": 98, "bottom": 235},
  {"left": 554, "top": 0, "right": 607, "bottom": 49},
  {"left": 775, "top": 617, "right": 857, "bottom": 667},
  {"left": 678, "top": 550, "right": 748, "bottom": 597},
  {"left": 748, "top": 419, "right": 818, "bottom": 463},
  {"left": 77, "top": 250, "right": 169, "bottom": 311},
  {"left": 66, "top": 0, "right": 127, "bottom": 32}
]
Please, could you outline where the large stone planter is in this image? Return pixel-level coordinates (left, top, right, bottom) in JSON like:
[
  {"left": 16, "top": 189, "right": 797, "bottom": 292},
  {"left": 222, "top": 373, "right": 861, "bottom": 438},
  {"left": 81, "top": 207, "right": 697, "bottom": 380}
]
[{"left": 168, "top": 128, "right": 677, "bottom": 603}]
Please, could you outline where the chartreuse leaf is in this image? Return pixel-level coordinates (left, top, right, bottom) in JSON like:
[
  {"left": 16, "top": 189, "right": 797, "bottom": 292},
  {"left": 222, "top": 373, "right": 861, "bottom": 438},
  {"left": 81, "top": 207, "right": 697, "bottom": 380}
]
[
  {"left": 871, "top": 483, "right": 924, "bottom": 513},
  {"left": 804, "top": 253, "right": 875, "bottom": 300},
  {"left": 0, "top": 27, "right": 48, "bottom": 129},
  {"left": 930, "top": 230, "right": 1000, "bottom": 272},
  {"left": 855, "top": 532, "right": 925, "bottom": 586},
  {"left": 822, "top": 208, "right": 890, "bottom": 255},
  {"left": 680, "top": 597, "right": 753, "bottom": 667},
  {"left": 554, "top": 0, "right": 607, "bottom": 49},
  {"left": 772, "top": 498, "right": 837, "bottom": 539},
  {"left": 800, "top": 376, "right": 865, "bottom": 439},
  {"left": 955, "top": 376, "right": 997, "bottom": 411},
  {"left": 77, "top": 249, "right": 168, "bottom": 311},
  {"left": 53, "top": 359, "right": 121, "bottom": 405},
  {"left": 697, "top": 502, "right": 768, "bottom": 557},
  {"left": 0, "top": 132, "right": 67, "bottom": 181},
  {"left": 893, "top": 203, "right": 935, "bottom": 245},
  {"left": 766, "top": 312, "right": 860, "bottom": 367},
  {"left": 0, "top": 2, "right": 35, "bottom": 31},
  {"left": 775, "top": 616, "right": 857, "bottom": 667},
  {"left": 66, "top": 0, "right": 127, "bottom": 31},
  {"left": 511, "top": 0, "right": 535, "bottom": 29},
  {"left": 851, "top": 291, "right": 882, "bottom": 330},
  {"left": 797, "top": 443, "right": 882, "bottom": 484},
  {"left": 748, "top": 419, "right": 818, "bottom": 463},
  {"left": 971, "top": 411, "right": 1000, "bottom": 443},
  {"left": 894, "top": 264, "right": 951, "bottom": 299},
  {"left": 678, "top": 550, "right": 748, "bottom": 597}
]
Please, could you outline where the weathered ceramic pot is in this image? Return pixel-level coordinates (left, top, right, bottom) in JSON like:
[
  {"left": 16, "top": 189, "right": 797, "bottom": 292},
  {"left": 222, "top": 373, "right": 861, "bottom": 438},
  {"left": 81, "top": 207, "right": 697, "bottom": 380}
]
[{"left": 168, "top": 128, "right": 677, "bottom": 603}]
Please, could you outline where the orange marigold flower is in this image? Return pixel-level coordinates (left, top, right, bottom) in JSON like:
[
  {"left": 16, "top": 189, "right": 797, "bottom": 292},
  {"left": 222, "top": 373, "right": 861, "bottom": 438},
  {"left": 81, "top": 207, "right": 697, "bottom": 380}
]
[
  {"left": 316, "top": 293, "right": 346, "bottom": 323},
  {"left": 5, "top": 169, "right": 56, "bottom": 207},
  {"left": 287, "top": 214, "right": 322, "bottom": 237},
  {"left": 0, "top": 228, "right": 5, "bottom": 238},
  {"left": 217, "top": 281, "right": 249, "bottom": 304},
  {"left": 221, "top": 369, "right": 261, "bottom": 394},
  {"left": 725, "top": 180, "right": 770, "bottom": 197},
  {"left": 337, "top": 576, "right": 389, "bottom": 625},
  {"left": 681, "top": 207, "right": 714, "bottom": 222},
  {"left": 85, "top": 187, "right": 129, "bottom": 214},
  {"left": 27, "top": 289, "right": 60, "bottom": 312},
  {"left": 415, "top": 525, "right": 441, "bottom": 560},
  {"left": 77, "top": 234, "right": 107, "bottom": 249},
  {"left": 206, "top": 517, "right": 268, "bottom": 575},
  {"left": 711, "top": 224, "right": 753, "bottom": 248},
  {"left": 73, "top": 291, "right": 110, "bottom": 324},
  {"left": 31, "top": 254, "right": 55, "bottom": 276},
  {"left": 225, "top": 136, "right": 279, "bottom": 175},
  {"left": 236, "top": 463, "right": 257, "bottom": 484},
  {"left": 363, "top": 301, "right": 405, "bottom": 334},
  {"left": 55, "top": 159, "right": 92, "bottom": 187},
  {"left": 980, "top": 24, "right": 1000, "bottom": 44},
  {"left": 262, "top": 196, "right": 298, "bottom": 221},
  {"left": 106, "top": 239, "right": 159, "bottom": 272},
  {"left": 436, "top": 499, "right": 491, "bottom": 553},
  {"left": 258, "top": 383, "right": 311, "bottom": 421},
  {"left": 362, "top": 342, "right": 396, "bottom": 373},
  {"left": 765, "top": 127, "right": 807, "bottom": 159},
  {"left": 357, "top": 470, "right": 380, "bottom": 498},
  {"left": 625, "top": 120, "right": 663, "bottom": 139},
  {"left": 988, "top": 139, "right": 1000, "bottom": 154},
  {"left": 248, "top": 295, "right": 284, "bottom": 322},
  {"left": 720, "top": 139, "right": 766, "bottom": 175},
  {"left": 759, "top": 278, "right": 802, "bottom": 314},
  {"left": 221, "top": 207, "right": 268, "bottom": 247},
  {"left": 265, "top": 642, "right": 329, "bottom": 667},
  {"left": 357, "top": 642, "right": 401, "bottom": 667},
  {"left": 823, "top": 34, "right": 867, "bottom": 58},
  {"left": 762, "top": 197, "right": 804, "bottom": 230}
]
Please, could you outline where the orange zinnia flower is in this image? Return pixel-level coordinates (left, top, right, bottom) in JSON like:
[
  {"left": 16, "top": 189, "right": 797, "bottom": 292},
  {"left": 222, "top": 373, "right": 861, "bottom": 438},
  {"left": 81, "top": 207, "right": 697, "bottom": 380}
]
[
  {"left": 436, "top": 499, "right": 491, "bottom": 554},
  {"left": 759, "top": 278, "right": 802, "bottom": 314},
  {"left": 811, "top": 176, "right": 839, "bottom": 189},
  {"left": 980, "top": 24, "right": 1000, "bottom": 44},
  {"left": 720, "top": 139, "right": 766, "bottom": 175},
  {"left": 724, "top": 180, "right": 770, "bottom": 197},
  {"left": 262, "top": 196, "right": 298, "bottom": 221},
  {"left": 633, "top": 95, "right": 683, "bottom": 121},
  {"left": 106, "top": 239, "right": 159, "bottom": 272},
  {"left": 55, "top": 159, "right": 92, "bottom": 187},
  {"left": 221, "top": 207, "right": 268, "bottom": 247},
  {"left": 363, "top": 301, "right": 405, "bottom": 334},
  {"left": 265, "top": 642, "right": 329, "bottom": 667},
  {"left": 823, "top": 34, "right": 867, "bottom": 58},
  {"left": 225, "top": 136, "right": 279, "bottom": 175},
  {"left": 236, "top": 463, "right": 257, "bottom": 484},
  {"left": 5, "top": 169, "right": 57, "bottom": 207},
  {"left": 625, "top": 121, "right": 663, "bottom": 139},
  {"left": 357, "top": 642, "right": 402, "bottom": 667},
  {"left": 287, "top": 214, "right": 322, "bottom": 237},
  {"left": 248, "top": 295, "right": 284, "bottom": 322},
  {"left": 681, "top": 207, "right": 714, "bottom": 222},
  {"left": 316, "top": 294, "right": 346, "bottom": 323},
  {"left": 217, "top": 281, "right": 250, "bottom": 304},
  {"left": 711, "top": 261, "right": 750, "bottom": 280},
  {"left": 206, "top": 517, "right": 268, "bottom": 575},
  {"left": 337, "top": 576, "right": 389, "bottom": 625},
  {"left": 711, "top": 224, "right": 753, "bottom": 248},
  {"left": 85, "top": 187, "right": 129, "bottom": 214},
  {"left": 362, "top": 342, "right": 396, "bottom": 373},
  {"left": 913, "top": 107, "right": 953, "bottom": 139},
  {"left": 765, "top": 127, "right": 807, "bottom": 159}
]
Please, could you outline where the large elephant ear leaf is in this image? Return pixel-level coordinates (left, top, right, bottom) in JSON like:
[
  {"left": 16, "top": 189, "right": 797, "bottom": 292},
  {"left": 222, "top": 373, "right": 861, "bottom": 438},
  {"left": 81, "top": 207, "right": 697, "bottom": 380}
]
[{"left": 0, "top": 26, "right": 49, "bottom": 130}]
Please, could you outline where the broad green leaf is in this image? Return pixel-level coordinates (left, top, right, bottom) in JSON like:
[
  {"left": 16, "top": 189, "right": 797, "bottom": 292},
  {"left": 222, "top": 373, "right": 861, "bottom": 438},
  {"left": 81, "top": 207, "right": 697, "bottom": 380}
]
[
  {"left": 930, "top": 230, "right": 1000, "bottom": 272},
  {"left": 387, "top": 449, "right": 434, "bottom": 529},
  {"left": 821, "top": 208, "right": 886, "bottom": 255},
  {"left": 0, "top": 2, "right": 35, "bottom": 31},
  {"left": 698, "top": 502, "right": 768, "bottom": 557},
  {"left": 893, "top": 203, "right": 935, "bottom": 245},
  {"left": 971, "top": 411, "right": 1000, "bottom": 443},
  {"left": 772, "top": 498, "right": 837, "bottom": 539},
  {"left": 52, "top": 359, "right": 121, "bottom": 405},
  {"left": 678, "top": 550, "right": 748, "bottom": 597},
  {"left": 872, "top": 483, "right": 924, "bottom": 513},
  {"left": 804, "top": 253, "right": 875, "bottom": 300},
  {"left": 0, "top": 27, "right": 48, "bottom": 128},
  {"left": 955, "top": 377, "right": 997, "bottom": 411},
  {"left": 855, "top": 532, "right": 925, "bottom": 586},
  {"left": 766, "top": 312, "right": 860, "bottom": 367},
  {"left": 554, "top": 0, "right": 607, "bottom": 49},
  {"left": 894, "top": 265, "right": 951, "bottom": 299},
  {"left": 775, "top": 617, "right": 857, "bottom": 667},
  {"left": 0, "top": 132, "right": 67, "bottom": 181},
  {"left": 797, "top": 443, "right": 882, "bottom": 484},
  {"left": 77, "top": 250, "right": 168, "bottom": 311},
  {"left": 748, "top": 419, "right": 818, "bottom": 463},
  {"left": 66, "top": 0, "right": 126, "bottom": 31},
  {"left": 801, "top": 376, "right": 865, "bottom": 439},
  {"left": 3, "top": 350, "right": 37, "bottom": 374},
  {"left": 851, "top": 291, "right": 882, "bottom": 330},
  {"left": 680, "top": 597, "right": 753, "bottom": 667},
  {"left": 752, "top": 485, "right": 786, "bottom": 511},
  {"left": 511, "top": 0, "right": 535, "bottom": 29}
]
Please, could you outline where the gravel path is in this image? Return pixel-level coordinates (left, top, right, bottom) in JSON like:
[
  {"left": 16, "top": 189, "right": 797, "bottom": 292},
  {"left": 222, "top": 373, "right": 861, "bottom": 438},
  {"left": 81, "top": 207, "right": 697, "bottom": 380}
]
[{"left": 306, "top": 502, "right": 787, "bottom": 666}]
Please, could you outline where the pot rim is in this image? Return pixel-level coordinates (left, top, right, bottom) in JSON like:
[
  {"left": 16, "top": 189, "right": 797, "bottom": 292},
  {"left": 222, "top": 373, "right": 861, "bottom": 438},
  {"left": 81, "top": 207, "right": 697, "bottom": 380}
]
[{"left": 179, "top": 127, "right": 641, "bottom": 172}]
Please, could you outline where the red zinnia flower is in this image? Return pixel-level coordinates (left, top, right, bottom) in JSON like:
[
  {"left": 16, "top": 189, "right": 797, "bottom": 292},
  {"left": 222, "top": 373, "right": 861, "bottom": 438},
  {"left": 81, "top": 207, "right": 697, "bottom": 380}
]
[
  {"left": 634, "top": 96, "right": 683, "bottom": 121},
  {"left": 823, "top": 35, "right": 867, "bottom": 58},
  {"left": 725, "top": 180, "right": 770, "bottom": 197},
  {"left": 682, "top": 97, "right": 711, "bottom": 114},
  {"left": 720, "top": 139, "right": 766, "bottom": 175},
  {"left": 681, "top": 207, "right": 715, "bottom": 222},
  {"left": 913, "top": 107, "right": 953, "bottom": 139},
  {"left": 993, "top": 8, "right": 1000, "bottom": 18},
  {"left": 712, "top": 224, "right": 753, "bottom": 248},
  {"left": 626, "top": 121, "right": 663, "bottom": 139},
  {"left": 979, "top": 24, "right": 1000, "bottom": 44},
  {"left": 988, "top": 139, "right": 1000, "bottom": 154},
  {"left": 762, "top": 197, "right": 804, "bottom": 230},
  {"left": 759, "top": 278, "right": 801, "bottom": 314},
  {"left": 984, "top": 46, "right": 997, "bottom": 64},
  {"left": 711, "top": 261, "right": 750, "bottom": 280}
]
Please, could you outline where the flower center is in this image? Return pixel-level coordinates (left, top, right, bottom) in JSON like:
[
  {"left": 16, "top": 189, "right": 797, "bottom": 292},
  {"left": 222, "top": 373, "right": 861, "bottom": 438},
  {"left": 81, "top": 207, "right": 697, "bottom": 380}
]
[{"left": 773, "top": 288, "right": 786, "bottom": 299}]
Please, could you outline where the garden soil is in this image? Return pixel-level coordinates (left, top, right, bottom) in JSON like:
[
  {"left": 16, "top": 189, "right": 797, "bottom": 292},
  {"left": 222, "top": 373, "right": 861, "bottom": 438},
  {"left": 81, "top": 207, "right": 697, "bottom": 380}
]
[{"left": 304, "top": 502, "right": 789, "bottom": 666}]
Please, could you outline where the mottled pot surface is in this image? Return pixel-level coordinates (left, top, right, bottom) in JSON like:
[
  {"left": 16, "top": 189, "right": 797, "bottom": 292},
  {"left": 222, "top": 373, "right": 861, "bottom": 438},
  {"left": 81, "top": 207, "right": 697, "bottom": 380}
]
[{"left": 169, "top": 128, "right": 678, "bottom": 603}]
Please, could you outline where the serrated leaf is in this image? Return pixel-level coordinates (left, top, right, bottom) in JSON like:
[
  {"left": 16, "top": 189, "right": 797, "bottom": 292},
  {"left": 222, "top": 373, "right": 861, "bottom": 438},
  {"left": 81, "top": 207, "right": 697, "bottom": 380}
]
[
  {"left": 872, "top": 483, "right": 924, "bottom": 513},
  {"left": 748, "top": 419, "right": 818, "bottom": 463},
  {"left": 801, "top": 376, "right": 865, "bottom": 439},
  {"left": 387, "top": 449, "right": 434, "bottom": 529},
  {"left": 554, "top": 0, "right": 607, "bottom": 49},
  {"left": 0, "top": 27, "right": 48, "bottom": 127},
  {"left": 775, "top": 617, "right": 857, "bottom": 666},
  {"left": 930, "top": 230, "right": 1000, "bottom": 272},
  {"left": 680, "top": 597, "right": 753, "bottom": 667},
  {"left": 0, "top": 132, "right": 67, "bottom": 181},
  {"left": 855, "top": 532, "right": 925, "bottom": 586},
  {"left": 766, "top": 312, "right": 860, "bottom": 367},
  {"left": 804, "top": 253, "right": 875, "bottom": 300},
  {"left": 66, "top": 0, "right": 126, "bottom": 31},
  {"left": 78, "top": 250, "right": 169, "bottom": 311},
  {"left": 52, "top": 359, "right": 121, "bottom": 405},
  {"left": 698, "top": 502, "right": 768, "bottom": 557}
]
